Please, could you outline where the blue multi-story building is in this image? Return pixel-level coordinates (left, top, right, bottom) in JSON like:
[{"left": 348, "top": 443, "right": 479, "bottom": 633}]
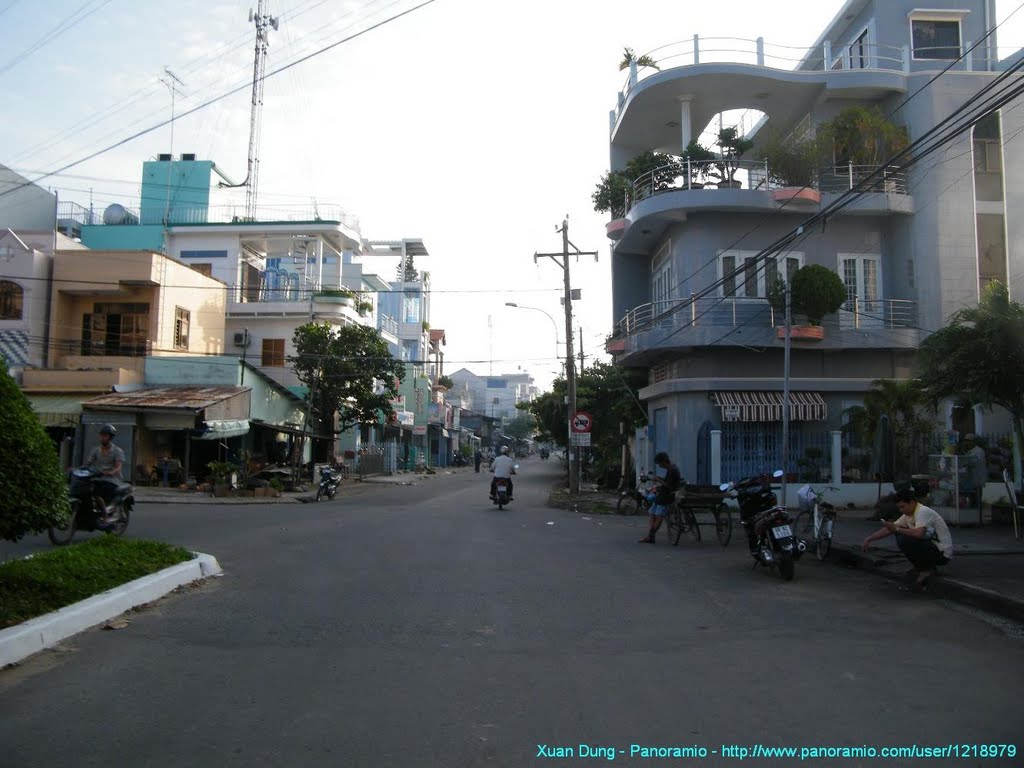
[{"left": 604, "top": 0, "right": 1021, "bottom": 484}]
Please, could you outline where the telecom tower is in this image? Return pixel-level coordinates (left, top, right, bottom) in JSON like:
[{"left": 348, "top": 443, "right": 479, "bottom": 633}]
[{"left": 240, "top": 2, "right": 278, "bottom": 220}]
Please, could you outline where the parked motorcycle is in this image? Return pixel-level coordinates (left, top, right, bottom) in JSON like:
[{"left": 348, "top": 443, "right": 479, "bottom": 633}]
[
  {"left": 48, "top": 467, "right": 133, "bottom": 546},
  {"left": 316, "top": 465, "right": 341, "bottom": 502},
  {"left": 720, "top": 469, "right": 805, "bottom": 581},
  {"left": 452, "top": 452, "right": 468, "bottom": 467}
]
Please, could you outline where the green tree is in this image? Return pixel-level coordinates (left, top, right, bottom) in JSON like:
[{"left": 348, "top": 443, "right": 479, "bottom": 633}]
[
  {"left": 917, "top": 282, "right": 1024, "bottom": 457},
  {"left": 290, "top": 323, "right": 406, "bottom": 439},
  {"left": 790, "top": 264, "right": 848, "bottom": 325},
  {"left": 819, "top": 105, "right": 909, "bottom": 167},
  {"left": 505, "top": 410, "right": 536, "bottom": 440},
  {"left": 0, "top": 361, "right": 69, "bottom": 541},
  {"left": 527, "top": 362, "right": 647, "bottom": 483},
  {"left": 436, "top": 374, "right": 454, "bottom": 390},
  {"left": 843, "top": 378, "right": 938, "bottom": 478},
  {"left": 618, "top": 47, "right": 660, "bottom": 72},
  {"left": 592, "top": 151, "right": 683, "bottom": 215}
]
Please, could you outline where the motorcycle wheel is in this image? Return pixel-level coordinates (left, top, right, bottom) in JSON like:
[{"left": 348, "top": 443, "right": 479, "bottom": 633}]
[
  {"left": 498, "top": 500, "right": 504, "bottom": 510},
  {"left": 684, "top": 509, "right": 701, "bottom": 543},
  {"left": 778, "top": 549, "right": 795, "bottom": 581},
  {"left": 107, "top": 501, "right": 130, "bottom": 537},
  {"left": 316, "top": 485, "right": 324, "bottom": 502},
  {"left": 48, "top": 499, "right": 79, "bottom": 546},
  {"left": 816, "top": 519, "right": 833, "bottom": 561},
  {"left": 616, "top": 493, "right": 639, "bottom": 516}
]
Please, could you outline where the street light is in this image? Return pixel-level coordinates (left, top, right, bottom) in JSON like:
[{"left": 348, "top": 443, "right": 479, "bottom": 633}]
[{"left": 505, "top": 302, "right": 560, "bottom": 362}]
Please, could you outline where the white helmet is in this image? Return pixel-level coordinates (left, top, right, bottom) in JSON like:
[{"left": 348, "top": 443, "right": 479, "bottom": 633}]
[{"left": 500, "top": 446, "right": 509, "bottom": 455}]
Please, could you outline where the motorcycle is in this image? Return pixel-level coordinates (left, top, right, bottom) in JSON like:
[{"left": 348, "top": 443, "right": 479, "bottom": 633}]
[
  {"left": 316, "top": 465, "right": 341, "bottom": 502},
  {"left": 539, "top": 448, "right": 550, "bottom": 460},
  {"left": 452, "top": 452, "right": 468, "bottom": 467},
  {"left": 48, "top": 467, "right": 133, "bottom": 546},
  {"left": 720, "top": 469, "right": 805, "bottom": 581},
  {"left": 490, "top": 464, "right": 518, "bottom": 510}
]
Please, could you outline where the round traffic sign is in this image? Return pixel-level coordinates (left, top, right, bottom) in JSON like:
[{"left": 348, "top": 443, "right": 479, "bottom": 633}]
[{"left": 571, "top": 411, "right": 593, "bottom": 433}]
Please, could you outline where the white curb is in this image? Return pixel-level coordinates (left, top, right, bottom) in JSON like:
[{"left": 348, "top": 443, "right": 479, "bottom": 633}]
[{"left": 0, "top": 552, "right": 222, "bottom": 669}]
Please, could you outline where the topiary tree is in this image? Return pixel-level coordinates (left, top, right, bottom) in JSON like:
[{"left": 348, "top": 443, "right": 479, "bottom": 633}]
[
  {"left": 790, "top": 264, "right": 848, "bottom": 325},
  {"left": 592, "top": 151, "right": 683, "bottom": 215},
  {"left": 0, "top": 360, "right": 69, "bottom": 541}
]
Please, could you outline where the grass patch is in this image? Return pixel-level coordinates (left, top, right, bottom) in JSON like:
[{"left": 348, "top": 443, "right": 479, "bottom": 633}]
[{"left": 0, "top": 537, "right": 192, "bottom": 629}]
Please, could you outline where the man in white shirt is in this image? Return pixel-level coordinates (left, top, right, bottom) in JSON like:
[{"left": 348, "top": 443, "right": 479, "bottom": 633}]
[
  {"left": 863, "top": 488, "right": 953, "bottom": 591},
  {"left": 489, "top": 446, "right": 516, "bottom": 500}
]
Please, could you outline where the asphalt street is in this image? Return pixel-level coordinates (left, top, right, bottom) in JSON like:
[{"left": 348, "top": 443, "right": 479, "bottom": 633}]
[{"left": 2, "top": 458, "right": 1023, "bottom": 767}]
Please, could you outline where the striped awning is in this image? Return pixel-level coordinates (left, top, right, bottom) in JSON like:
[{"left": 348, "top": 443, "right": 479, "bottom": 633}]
[
  {"left": 711, "top": 391, "right": 827, "bottom": 422},
  {"left": 26, "top": 393, "right": 85, "bottom": 427}
]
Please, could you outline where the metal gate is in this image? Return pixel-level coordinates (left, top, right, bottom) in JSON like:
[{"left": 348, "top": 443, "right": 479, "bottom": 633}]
[
  {"left": 695, "top": 420, "right": 711, "bottom": 485},
  {"left": 720, "top": 423, "right": 831, "bottom": 481}
]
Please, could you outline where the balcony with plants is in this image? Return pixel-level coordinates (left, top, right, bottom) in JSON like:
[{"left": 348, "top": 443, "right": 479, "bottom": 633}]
[
  {"left": 606, "top": 263, "right": 921, "bottom": 365},
  {"left": 598, "top": 107, "right": 913, "bottom": 248}
]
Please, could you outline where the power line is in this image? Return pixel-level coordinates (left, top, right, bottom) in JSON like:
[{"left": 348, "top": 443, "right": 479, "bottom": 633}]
[
  {"left": 0, "top": 0, "right": 113, "bottom": 76},
  {"left": 0, "top": 0, "right": 439, "bottom": 199}
]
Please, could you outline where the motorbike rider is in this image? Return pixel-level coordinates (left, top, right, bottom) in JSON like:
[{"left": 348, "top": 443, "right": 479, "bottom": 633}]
[
  {"left": 489, "top": 446, "right": 516, "bottom": 500},
  {"left": 84, "top": 424, "right": 125, "bottom": 520}
]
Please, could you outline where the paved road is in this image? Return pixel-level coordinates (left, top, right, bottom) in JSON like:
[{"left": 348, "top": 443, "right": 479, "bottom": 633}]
[{"left": 2, "top": 459, "right": 1023, "bottom": 767}]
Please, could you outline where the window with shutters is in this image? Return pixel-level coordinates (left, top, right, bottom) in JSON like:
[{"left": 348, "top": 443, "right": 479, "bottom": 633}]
[
  {"left": 262, "top": 338, "right": 285, "bottom": 367},
  {"left": 173, "top": 307, "right": 190, "bottom": 351}
]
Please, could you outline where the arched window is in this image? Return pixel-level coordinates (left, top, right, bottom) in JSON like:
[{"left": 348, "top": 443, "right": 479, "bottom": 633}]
[{"left": 0, "top": 281, "right": 23, "bottom": 320}]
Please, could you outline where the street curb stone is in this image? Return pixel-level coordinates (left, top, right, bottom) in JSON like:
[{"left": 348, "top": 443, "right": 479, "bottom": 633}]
[
  {"left": 829, "top": 543, "right": 1024, "bottom": 623},
  {"left": 0, "top": 552, "right": 222, "bottom": 669}
]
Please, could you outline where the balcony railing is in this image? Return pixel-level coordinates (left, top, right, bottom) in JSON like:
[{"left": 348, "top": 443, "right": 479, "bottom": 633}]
[
  {"left": 59, "top": 201, "right": 360, "bottom": 233},
  {"left": 611, "top": 296, "right": 918, "bottom": 341},
  {"left": 613, "top": 35, "right": 1014, "bottom": 124},
  {"left": 613, "top": 161, "right": 908, "bottom": 219},
  {"left": 379, "top": 314, "right": 399, "bottom": 337}
]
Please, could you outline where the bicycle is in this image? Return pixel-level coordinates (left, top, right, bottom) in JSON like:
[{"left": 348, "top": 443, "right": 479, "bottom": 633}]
[
  {"left": 665, "top": 498, "right": 700, "bottom": 545},
  {"left": 792, "top": 485, "right": 839, "bottom": 560},
  {"left": 616, "top": 471, "right": 655, "bottom": 515}
]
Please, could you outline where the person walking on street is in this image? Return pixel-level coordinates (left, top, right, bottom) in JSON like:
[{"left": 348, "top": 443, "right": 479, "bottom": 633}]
[
  {"left": 638, "top": 451, "right": 682, "bottom": 544},
  {"left": 862, "top": 487, "right": 953, "bottom": 591},
  {"left": 474, "top": 448, "right": 483, "bottom": 473}
]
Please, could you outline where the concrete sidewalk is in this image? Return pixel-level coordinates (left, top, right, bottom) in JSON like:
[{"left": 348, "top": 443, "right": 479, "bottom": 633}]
[
  {"left": 827, "top": 508, "right": 1024, "bottom": 622},
  {"left": 132, "top": 468, "right": 468, "bottom": 503}
]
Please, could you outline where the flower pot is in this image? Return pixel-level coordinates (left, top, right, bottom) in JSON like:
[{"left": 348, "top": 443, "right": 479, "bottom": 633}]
[
  {"left": 777, "top": 325, "right": 825, "bottom": 341},
  {"left": 716, "top": 180, "right": 743, "bottom": 189},
  {"left": 213, "top": 482, "right": 232, "bottom": 497},
  {"left": 771, "top": 187, "right": 821, "bottom": 205}
]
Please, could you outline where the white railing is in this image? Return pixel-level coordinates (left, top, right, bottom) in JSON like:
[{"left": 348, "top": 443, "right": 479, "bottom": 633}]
[
  {"left": 610, "top": 296, "right": 918, "bottom": 340},
  {"left": 612, "top": 35, "right": 1014, "bottom": 125},
  {"left": 69, "top": 202, "right": 360, "bottom": 233},
  {"left": 612, "top": 160, "right": 909, "bottom": 218}
]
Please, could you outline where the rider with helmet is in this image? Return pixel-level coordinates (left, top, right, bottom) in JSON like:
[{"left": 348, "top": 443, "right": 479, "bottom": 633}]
[
  {"left": 489, "top": 445, "right": 516, "bottom": 500},
  {"left": 85, "top": 424, "right": 125, "bottom": 519}
]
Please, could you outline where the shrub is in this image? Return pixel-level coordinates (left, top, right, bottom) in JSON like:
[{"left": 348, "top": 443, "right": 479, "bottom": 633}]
[
  {"left": 0, "top": 361, "right": 70, "bottom": 541},
  {"left": 791, "top": 265, "right": 848, "bottom": 325}
]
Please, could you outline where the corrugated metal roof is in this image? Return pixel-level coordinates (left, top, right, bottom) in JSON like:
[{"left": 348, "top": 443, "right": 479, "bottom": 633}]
[{"left": 83, "top": 386, "right": 249, "bottom": 412}]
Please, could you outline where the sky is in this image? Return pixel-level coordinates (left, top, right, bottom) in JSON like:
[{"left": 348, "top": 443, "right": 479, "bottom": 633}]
[{"left": 1, "top": 0, "right": 1023, "bottom": 393}]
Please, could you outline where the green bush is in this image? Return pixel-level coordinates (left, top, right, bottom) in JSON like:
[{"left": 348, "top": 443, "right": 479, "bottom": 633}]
[
  {"left": 0, "top": 361, "right": 69, "bottom": 541},
  {"left": 791, "top": 265, "right": 848, "bottom": 325}
]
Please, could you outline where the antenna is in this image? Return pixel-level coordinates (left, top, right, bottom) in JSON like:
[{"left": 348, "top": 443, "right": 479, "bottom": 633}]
[
  {"left": 223, "top": 2, "right": 277, "bottom": 219},
  {"left": 158, "top": 67, "right": 186, "bottom": 230},
  {"left": 488, "top": 314, "right": 493, "bottom": 376}
]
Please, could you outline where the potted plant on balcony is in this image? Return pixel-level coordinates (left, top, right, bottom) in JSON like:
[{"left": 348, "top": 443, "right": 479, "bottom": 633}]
[
  {"left": 314, "top": 288, "right": 355, "bottom": 307},
  {"left": 705, "top": 127, "right": 755, "bottom": 189},
  {"left": 776, "top": 264, "right": 847, "bottom": 340},
  {"left": 819, "top": 106, "right": 910, "bottom": 190},
  {"left": 618, "top": 47, "right": 660, "bottom": 72},
  {"left": 755, "top": 130, "right": 829, "bottom": 203},
  {"left": 592, "top": 151, "right": 683, "bottom": 216},
  {"left": 681, "top": 139, "right": 716, "bottom": 189}
]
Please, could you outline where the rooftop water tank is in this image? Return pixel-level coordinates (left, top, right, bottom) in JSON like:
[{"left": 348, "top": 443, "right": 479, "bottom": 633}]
[{"left": 102, "top": 203, "right": 138, "bottom": 226}]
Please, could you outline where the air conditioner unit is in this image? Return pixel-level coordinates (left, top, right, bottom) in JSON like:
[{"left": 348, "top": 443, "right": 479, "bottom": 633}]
[
  {"left": 233, "top": 331, "right": 251, "bottom": 347},
  {"left": 180, "top": 153, "right": 197, "bottom": 161}
]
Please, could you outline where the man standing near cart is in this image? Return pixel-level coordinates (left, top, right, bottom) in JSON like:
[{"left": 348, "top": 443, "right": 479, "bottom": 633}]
[{"left": 638, "top": 451, "right": 682, "bottom": 544}]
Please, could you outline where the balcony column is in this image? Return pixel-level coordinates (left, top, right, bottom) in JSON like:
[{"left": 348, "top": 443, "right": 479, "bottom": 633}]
[
  {"left": 756, "top": 37, "right": 765, "bottom": 66},
  {"left": 316, "top": 235, "right": 324, "bottom": 291},
  {"left": 831, "top": 430, "right": 842, "bottom": 485},
  {"left": 679, "top": 98, "right": 693, "bottom": 152},
  {"left": 710, "top": 429, "right": 722, "bottom": 485},
  {"left": 693, "top": 34, "right": 700, "bottom": 65},
  {"left": 823, "top": 40, "right": 832, "bottom": 68},
  {"left": 629, "top": 59, "right": 638, "bottom": 89}
]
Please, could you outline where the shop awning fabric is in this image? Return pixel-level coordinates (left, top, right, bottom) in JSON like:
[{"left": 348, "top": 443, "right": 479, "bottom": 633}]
[
  {"left": 194, "top": 419, "right": 250, "bottom": 440},
  {"left": 711, "top": 391, "right": 827, "bottom": 422},
  {"left": 26, "top": 394, "right": 85, "bottom": 427}
]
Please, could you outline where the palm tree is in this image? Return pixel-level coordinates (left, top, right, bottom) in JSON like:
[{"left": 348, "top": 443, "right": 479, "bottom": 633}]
[
  {"left": 843, "top": 378, "right": 937, "bottom": 477},
  {"left": 619, "top": 47, "right": 660, "bottom": 72}
]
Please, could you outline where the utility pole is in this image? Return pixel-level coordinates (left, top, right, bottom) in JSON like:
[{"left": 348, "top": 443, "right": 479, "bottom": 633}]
[
  {"left": 781, "top": 282, "right": 792, "bottom": 505},
  {"left": 535, "top": 216, "right": 597, "bottom": 494},
  {"left": 578, "top": 326, "right": 585, "bottom": 373}
]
